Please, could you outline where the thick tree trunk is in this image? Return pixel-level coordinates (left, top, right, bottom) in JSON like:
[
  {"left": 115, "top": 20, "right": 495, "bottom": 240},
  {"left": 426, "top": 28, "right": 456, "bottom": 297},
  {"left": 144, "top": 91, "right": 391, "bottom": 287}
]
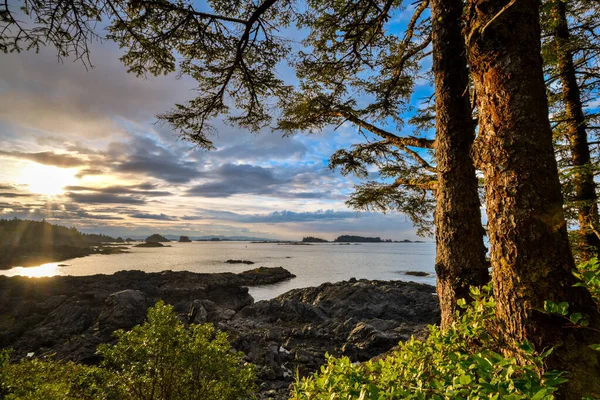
[
  {"left": 431, "top": 0, "right": 488, "bottom": 329},
  {"left": 464, "top": 0, "right": 600, "bottom": 397},
  {"left": 552, "top": 0, "right": 600, "bottom": 259}
]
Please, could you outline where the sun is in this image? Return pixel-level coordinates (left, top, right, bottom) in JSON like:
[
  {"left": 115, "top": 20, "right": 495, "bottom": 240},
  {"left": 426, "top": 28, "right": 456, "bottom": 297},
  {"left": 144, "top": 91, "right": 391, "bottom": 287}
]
[{"left": 17, "top": 163, "right": 79, "bottom": 196}]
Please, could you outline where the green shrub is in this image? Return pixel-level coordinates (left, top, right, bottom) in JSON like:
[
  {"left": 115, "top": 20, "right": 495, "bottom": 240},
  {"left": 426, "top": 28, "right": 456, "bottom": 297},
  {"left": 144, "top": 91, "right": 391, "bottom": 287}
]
[
  {"left": 573, "top": 257, "right": 600, "bottom": 304},
  {"left": 97, "top": 300, "right": 256, "bottom": 400},
  {"left": 292, "top": 284, "right": 566, "bottom": 399},
  {"left": 0, "top": 301, "right": 256, "bottom": 400},
  {"left": 0, "top": 351, "right": 109, "bottom": 400}
]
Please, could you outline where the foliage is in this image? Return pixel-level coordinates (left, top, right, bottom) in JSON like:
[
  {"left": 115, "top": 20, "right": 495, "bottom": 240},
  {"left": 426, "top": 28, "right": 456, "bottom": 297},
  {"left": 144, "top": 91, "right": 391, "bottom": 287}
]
[
  {"left": 573, "top": 257, "right": 600, "bottom": 304},
  {"left": 0, "top": 350, "right": 111, "bottom": 400},
  {"left": 98, "top": 300, "right": 256, "bottom": 400},
  {"left": 292, "top": 284, "right": 566, "bottom": 399},
  {"left": 0, "top": 301, "right": 256, "bottom": 400}
]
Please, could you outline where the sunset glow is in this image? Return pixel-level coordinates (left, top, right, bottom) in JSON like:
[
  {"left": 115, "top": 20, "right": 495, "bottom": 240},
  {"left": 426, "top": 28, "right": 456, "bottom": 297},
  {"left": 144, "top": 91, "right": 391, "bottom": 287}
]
[{"left": 17, "top": 163, "right": 78, "bottom": 197}]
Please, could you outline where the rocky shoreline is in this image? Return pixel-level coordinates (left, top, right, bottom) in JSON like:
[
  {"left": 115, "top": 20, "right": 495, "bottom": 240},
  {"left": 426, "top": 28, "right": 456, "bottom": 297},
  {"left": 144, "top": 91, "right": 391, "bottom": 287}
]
[{"left": 0, "top": 267, "right": 439, "bottom": 399}]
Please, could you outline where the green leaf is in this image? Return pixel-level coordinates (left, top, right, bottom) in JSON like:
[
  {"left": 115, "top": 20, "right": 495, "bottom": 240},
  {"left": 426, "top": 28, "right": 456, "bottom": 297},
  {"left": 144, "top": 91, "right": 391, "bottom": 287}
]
[
  {"left": 459, "top": 375, "right": 472, "bottom": 385},
  {"left": 590, "top": 344, "right": 600, "bottom": 352},
  {"left": 531, "top": 388, "right": 547, "bottom": 400},
  {"left": 569, "top": 313, "right": 583, "bottom": 324}
]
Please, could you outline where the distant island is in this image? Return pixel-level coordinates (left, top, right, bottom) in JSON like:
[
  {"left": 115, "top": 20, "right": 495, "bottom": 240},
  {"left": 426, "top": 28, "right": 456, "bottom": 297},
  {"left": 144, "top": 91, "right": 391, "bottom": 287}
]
[
  {"left": 0, "top": 218, "right": 119, "bottom": 269},
  {"left": 334, "top": 235, "right": 384, "bottom": 243},
  {"left": 179, "top": 236, "right": 192, "bottom": 242},
  {"left": 302, "top": 236, "right": 329, "bottom": 243},
  {"left": 145, "top": 234, "right": 170, "bottom": 243},
  {"left": 333, "top": 235, "right": 425, "bottom": 243}
]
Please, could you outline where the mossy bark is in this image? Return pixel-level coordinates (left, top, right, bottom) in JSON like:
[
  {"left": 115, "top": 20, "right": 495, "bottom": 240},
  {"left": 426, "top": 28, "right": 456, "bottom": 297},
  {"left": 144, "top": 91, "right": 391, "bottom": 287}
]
[
  {"left": 552, "top": 0, "right": 600, "bottom": 259},
  {"left": 464, "top": 0, "right": 600, "bottom": 397},
  {"left": 431, "top": 0, "right": 488, "bottom": 329}
]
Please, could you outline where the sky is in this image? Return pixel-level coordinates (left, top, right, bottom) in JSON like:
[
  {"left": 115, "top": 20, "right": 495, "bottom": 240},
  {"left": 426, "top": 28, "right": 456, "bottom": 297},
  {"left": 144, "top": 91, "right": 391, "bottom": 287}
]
[{"left": 0, "top": 5, "right": 433, "bottom": 240}]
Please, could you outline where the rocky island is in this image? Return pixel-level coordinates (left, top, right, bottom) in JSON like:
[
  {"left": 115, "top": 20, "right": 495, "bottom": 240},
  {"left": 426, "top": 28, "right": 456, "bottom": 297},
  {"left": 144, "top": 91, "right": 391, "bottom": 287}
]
[{"left": 0, "top": 267, "right": 439, "bottom": 399}]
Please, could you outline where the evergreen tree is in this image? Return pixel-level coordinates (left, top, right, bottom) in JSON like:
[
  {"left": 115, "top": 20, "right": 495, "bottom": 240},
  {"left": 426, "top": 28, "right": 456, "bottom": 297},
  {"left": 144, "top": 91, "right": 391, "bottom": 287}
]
[
  {"left": 542, "top": 0, "right": 600, "bottom": 260},
  {"left": 464, "top": 0, "right": 600, "bottom": 396}
]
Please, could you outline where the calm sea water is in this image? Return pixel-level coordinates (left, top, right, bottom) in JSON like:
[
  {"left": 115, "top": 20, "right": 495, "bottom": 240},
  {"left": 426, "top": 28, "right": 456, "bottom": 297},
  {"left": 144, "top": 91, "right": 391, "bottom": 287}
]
[{"left": 0, "top": 242, "right": 436, "bottom": 301}]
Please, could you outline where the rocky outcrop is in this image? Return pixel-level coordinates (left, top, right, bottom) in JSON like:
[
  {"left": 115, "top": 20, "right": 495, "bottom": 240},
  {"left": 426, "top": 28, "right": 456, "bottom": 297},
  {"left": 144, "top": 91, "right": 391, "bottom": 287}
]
[
  {"left": 179, "top": 236, "right": 192, "bottom": 242},
  {"left": 224, "top": 279, "right": 439, "bottom": 398},
  {"left": 0, "top": 268, "right": 295, "bottom": 362},
  {"left": 226, "top": 259, "right": 255, "bottom": 264},
  {"left": 0, "top": 271, "right": 438, "bottom": 400}
]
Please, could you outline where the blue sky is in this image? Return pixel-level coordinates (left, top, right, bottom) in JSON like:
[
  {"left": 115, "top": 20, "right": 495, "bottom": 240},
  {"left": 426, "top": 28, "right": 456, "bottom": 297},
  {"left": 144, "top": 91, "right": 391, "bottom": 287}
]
[{"left": 0, "top": 3, "right": 434, "bottom": 240}]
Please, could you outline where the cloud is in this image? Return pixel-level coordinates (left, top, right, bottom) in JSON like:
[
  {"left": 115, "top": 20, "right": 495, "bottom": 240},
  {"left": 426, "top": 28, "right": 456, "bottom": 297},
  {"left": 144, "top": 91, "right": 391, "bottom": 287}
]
[
  {"left": 0, "top": 151, "right": 87, "bottom": 168},
  {"left": 67, "top": 192, "right": 147, "bottom": 205},
  {"left": 130, "top": 213, "right": 179, "bottom": 221},
  {"left": 187, "top": 163, "right": 333, "bottom": 199},
  {"left": 188, "top": 163, "right": 283, "bottom": 197},
  {"left": 0, "top": 193, "right": 35, "bottom": 198},
  {"left": 110, "top": 135, "right": 199, "bottom": 184},
  {"left": 65, "top": 183, "right": 172, "bottom": 197},
  {"left": 187, "top": 209, "right": 361, "bottom": 224}
]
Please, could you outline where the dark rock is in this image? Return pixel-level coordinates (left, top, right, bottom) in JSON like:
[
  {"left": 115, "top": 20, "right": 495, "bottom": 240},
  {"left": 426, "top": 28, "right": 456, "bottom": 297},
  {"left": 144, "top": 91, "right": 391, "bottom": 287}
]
[
  {"left": 134, "top": 242, "right": 165, "bottom": 248},
  {"left": 98, "top": 290, "right": 148, "bottom": 333},
  {"left": 179, "top": 236, "right": 192, "bottom": 242},
  {"left": 0, "top": 271, "right": 438, "bottom": 400},
  {"left": 225, "top": 279, "right": 439, "bottom": 399},
  {"left": 0, "top": 267, "right": 295, "bottom": 361},
  {"left": 404, "top": 271, "right": 430, "bottom": 277},
  {"left": 226, "top": 259, "right": 255, "bottom": 265}
]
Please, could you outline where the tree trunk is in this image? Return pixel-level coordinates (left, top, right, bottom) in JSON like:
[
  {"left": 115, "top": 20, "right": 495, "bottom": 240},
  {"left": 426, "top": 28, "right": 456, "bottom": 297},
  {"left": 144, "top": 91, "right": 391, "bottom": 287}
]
[
  {"left": 464, "top": 0, "right": 600, "bottom": 397},
  {"left": 431, "top": 0, "right": 488, "bottom": 329},
  {"left": 552, "top": 0, "right": 600, "bottom": 259}
]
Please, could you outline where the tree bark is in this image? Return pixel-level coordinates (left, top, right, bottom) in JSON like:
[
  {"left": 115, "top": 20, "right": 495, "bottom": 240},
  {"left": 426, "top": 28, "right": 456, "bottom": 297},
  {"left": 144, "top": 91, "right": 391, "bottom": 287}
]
[
  {"left": 464, "top": 0, "right": 600, "bottom": 397},
  {"left": 431, "top": 0, "right": 488, "bottom": 329},
  {"left": 552, "top": 0, "right": 600, "bottom": 259}
]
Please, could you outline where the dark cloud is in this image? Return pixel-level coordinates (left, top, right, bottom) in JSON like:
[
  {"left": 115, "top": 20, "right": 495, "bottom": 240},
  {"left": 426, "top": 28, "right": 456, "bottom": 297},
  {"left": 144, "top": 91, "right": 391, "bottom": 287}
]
[
  {"left": 188, "top": 164, "right": 283, "bottom": 197},
  {"left": 187, "top": 163, "right": 335, "bottom": 199},
  {"left": 130, "top": 213, "right": 178, "bottom": 221},
  {"left": 0, "top": 192, "right": 35, "bottom": 198},
  {"left": 110, "top": 135, "right": 199, "bottom": 184},
  {"left": 75, "top": 168, "right": 104, "bottom": 178},
  {"left": 0, "top": 150, "right": 87, "bottom": 168},
  {"left": 67, "top": 192, "right": 146, "bottom": 205},
  {"left": 0, "top": 200, "right": 125, "bottom": 221},
  {"left": 65, "top": 183, "right": 172, "bottom": 197}
]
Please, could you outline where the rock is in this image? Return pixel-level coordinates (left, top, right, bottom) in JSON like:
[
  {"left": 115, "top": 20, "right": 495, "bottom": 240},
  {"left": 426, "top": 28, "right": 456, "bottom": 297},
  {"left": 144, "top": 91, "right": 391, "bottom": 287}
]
[
  {"left": 0, "top": 267, "right": 295, "bottom": 361},
  {"left": 238, "top": 267, "right": 296, "bottom": 285},
  {"left": 98, "top": 290, "right": 148, "bottom": 333},
  {"left": 0, "top": 272, "right": 438, "bottom": 400},
  {"left": 179, "top": 236, "right": 192, "bottom": 242},
  {"left": 405, "top": 271, "right": 430, "bottom": 277},
  {"left": 226, "top": 259, "right": 255, "bottom": 264},
  {"left": 225, "top": 279, "right": 439, "bottom": 397},
  {"left": 134, "top": 242, "right": 165, "bottom": 248}
]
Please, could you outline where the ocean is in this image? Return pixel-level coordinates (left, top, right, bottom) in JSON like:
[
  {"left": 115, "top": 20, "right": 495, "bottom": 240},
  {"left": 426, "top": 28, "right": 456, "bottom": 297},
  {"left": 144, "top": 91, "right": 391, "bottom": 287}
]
[{"left": 0, "top": 241, "right": 436, "bottom": 301}]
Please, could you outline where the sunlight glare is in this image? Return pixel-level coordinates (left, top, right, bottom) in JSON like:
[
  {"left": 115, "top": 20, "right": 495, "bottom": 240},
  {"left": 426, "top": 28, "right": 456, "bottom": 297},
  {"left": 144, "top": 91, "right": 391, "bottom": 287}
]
[
  {"left": 17, "top": 163, "right": 78, "bottom": 196},
  {"left": 3, "top": 263, "right": 62, "bottom": 278}
]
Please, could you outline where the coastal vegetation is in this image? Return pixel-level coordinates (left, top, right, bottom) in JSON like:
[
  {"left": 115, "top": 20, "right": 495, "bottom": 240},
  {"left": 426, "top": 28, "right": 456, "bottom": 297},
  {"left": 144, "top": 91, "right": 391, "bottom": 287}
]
[
  {"left": 0, "top": 218, "right": 116, "bottom": 269},
  {"left": 334, "top": 235, "right": 384, "bottom": 243},
  {"left": 144, "top": 234, "right": 170, "bottom": 243},
  {"left": 0, "top": 302, "right": 257, "bottom": 400},
  {"left": 301, "top": 236, "right": 328, "bottom": 243},
  {"left": 3, "top": 0, "right": 600, "bottom": 397}
]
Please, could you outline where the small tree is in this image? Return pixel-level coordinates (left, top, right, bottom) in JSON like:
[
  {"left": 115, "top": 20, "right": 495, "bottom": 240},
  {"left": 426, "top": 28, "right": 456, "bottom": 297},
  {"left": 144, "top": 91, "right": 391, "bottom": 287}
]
[{"left": 97, "top": 301, "right": 256, "bottom": 400}]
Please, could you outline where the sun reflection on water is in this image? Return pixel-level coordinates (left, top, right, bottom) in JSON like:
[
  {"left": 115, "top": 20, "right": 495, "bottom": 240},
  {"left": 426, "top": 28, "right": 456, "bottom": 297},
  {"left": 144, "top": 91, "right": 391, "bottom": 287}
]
[{"left": 2, "top": 263, "right": 63, "bottom": 278}]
